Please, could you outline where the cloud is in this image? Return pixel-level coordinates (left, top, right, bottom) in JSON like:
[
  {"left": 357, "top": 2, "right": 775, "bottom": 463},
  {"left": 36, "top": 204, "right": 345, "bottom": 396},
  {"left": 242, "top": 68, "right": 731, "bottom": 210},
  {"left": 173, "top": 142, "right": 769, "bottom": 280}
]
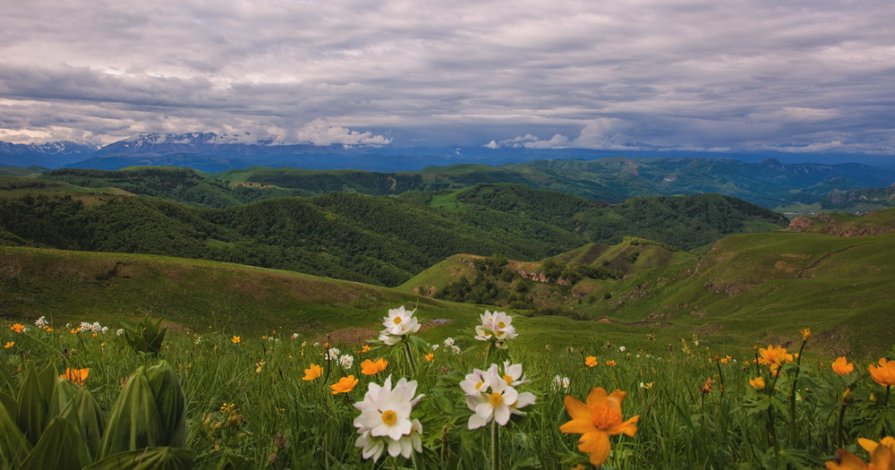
[{"left": 0, "top": 0, "right": 892, "bottom": 154}]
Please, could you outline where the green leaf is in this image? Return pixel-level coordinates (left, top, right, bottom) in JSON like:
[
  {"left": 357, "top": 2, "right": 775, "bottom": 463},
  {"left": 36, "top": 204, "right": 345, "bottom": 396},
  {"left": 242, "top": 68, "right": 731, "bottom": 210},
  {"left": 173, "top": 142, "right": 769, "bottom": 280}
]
[
  {"left": 20, "top": 417, "right": 90, "bottom": 470},
  {"left": 85, "top": 447, "right": 195, "bottom": 470},
  {"left": 144, "top": 361, "right": 187, "bottom": 448},
  {"left": 98, "top": 368, "right": 165, "bottom": 458},
  {"left": 0, "top": 396, "right": 31, "bottom": 467},
  {"left": 15, "top": 363, "right": 55, "bottom": 445}
]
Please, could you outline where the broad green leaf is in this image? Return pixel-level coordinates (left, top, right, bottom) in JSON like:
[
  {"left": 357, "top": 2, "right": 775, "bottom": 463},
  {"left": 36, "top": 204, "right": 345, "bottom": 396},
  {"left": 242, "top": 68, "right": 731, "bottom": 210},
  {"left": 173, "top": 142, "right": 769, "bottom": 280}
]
[
  {"left": 0, "top": 397, "right": 30, "bottom": 467},
  {"left": 20, "top": 417, "right": 90, "bottom": 470},
  {"left": 15, "top": 363, "right": 55, "bottom": 445},
  {"left": 98, "top": 368, "right": 165, "bottom": 458},
  {"left": 144, "top": 361, "right": 186, "bottom": 448}
]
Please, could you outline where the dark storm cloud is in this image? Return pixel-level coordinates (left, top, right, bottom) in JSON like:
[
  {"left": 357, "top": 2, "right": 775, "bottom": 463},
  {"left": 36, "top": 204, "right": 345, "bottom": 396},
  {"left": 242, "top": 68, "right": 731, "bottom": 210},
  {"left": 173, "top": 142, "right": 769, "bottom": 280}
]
[{"left": 0, "top": 0, "right": 893, "bottom": 152}]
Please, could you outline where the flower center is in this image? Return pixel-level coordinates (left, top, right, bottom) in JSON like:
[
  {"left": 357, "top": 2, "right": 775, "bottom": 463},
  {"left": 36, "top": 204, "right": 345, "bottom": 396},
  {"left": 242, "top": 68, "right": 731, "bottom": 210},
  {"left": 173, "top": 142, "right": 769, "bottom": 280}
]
[
  {"left": 497, "top": 322, "right": 506, "bottom": 328},
  {"left": 489, "top": 392, "right": 504, "bottom": 407},
  {"left": 475, "top": 380, "right": 484, "bottom": 390},
  {"left": 503, "top": 374, "right": 514, "bottom": 385},
  {"left": 393, "top": 316, "right": 402, "bottom": 324},
  {"left": 381, "top": 409, "right": 398, "bottom": 426},
  {"left": 591, "top": 406, "right": 622, "bottom": 430}
]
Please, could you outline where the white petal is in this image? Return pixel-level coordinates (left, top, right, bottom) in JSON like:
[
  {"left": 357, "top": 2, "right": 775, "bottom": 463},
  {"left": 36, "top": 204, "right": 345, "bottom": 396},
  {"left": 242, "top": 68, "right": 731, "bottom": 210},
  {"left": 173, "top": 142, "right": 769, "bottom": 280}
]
[
  {"left": 387, "top": 439, "right": 402, "bottom": 457},
  {"left": 468, "top": 413, "right": 488, "bottom": 430},
  {"left": 494, "top": 405, "right": 511, "bottom": 426}
]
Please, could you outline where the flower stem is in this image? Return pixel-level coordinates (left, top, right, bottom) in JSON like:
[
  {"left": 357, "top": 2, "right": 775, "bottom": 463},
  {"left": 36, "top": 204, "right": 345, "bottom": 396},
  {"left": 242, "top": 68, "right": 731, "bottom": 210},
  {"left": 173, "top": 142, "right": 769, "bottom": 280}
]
[
  {"left": 788, "top": 338, "right": 807, "bottom": 443},
  {"left": 490, "top": 419, "right": 500, "bottom": 470},
  {"left": 402, "top": 340, "right": 417, "bottom": 376}
]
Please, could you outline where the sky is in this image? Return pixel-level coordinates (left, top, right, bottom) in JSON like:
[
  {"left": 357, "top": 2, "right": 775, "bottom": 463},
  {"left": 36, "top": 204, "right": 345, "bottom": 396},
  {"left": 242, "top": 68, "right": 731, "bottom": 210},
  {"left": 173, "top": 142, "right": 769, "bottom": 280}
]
[{"left": 1, "top": 0, "right": 893, "bottom": 154}]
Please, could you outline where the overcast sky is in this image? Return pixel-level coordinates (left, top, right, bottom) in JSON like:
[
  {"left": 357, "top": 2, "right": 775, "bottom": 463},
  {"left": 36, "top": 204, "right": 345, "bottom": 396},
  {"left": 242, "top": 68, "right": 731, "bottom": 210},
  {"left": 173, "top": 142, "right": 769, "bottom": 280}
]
[{"left": 1, "top": 0, "right": 893, "bottom": 153}]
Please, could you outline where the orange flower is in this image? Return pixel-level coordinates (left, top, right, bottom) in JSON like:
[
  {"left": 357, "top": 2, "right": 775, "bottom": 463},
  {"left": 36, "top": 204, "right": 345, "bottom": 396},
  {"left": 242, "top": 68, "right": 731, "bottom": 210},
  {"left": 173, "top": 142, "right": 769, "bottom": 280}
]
[
  {"left": 605, "top": 360, "right": 617, "bottom": 367},
  {"left": 585, "top": 356, "right": 598, "bottom": 368},
  {"left": 560, "top": 387, "right": 639, "bottom": 467},
  {"left": 800, "top": 328, "right": 812, "bottom": 341},
  {"left": 700, "top": 377, "right": 713, "bottom": 395},
  {"left": 868, "top": 358, "right": 895, "bottom": 387},
  {"left": 749, "top": 376, "right": 766, "bottom": 390},
  {"left": 231, "top": 335, "right": 240, "bottom": 344},
  {"left": 3, "top": 341, "right": 14, "bottom": 349},
  {"left": 10, "top": 323, "right": 25, "bottom": 333},
  {"left": 832, "top": 356, "right": 854, "bottom": 376},
  {"left": 424, "top": 352, "right": 434, "bottom": 362},
  {"left": 360, "top": 344, "right": 372, "bottom": 353},
  {"left": 360, "top": 358, "right": 388, "bottom": 376},
  {"left": 60, "top": 368, "right": 89, "bottom": 386},
  {"left": 758, "top": 345, "right": 793, "bottom": 376},
  {"left": 826, "top": 437, "right": 895, "bottom": 470},
  {"left": 302, "top": 363, "right": 323, "bottom": 381},
  {"left": 719, "top": 355, "right": 732, "bottom": 365},
  {"left": 330, "top": 375, "right": 358, "bottom": 395}
]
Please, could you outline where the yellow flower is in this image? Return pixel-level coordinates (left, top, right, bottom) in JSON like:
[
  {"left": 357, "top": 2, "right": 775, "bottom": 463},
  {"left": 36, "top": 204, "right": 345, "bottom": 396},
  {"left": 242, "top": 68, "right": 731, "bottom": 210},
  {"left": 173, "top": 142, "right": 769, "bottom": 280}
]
[
  {"left": 560, "top": 387, "right": 639, "bottom": 468},
  {"left": 60, "top": 368, "right": 90, "bottom": 386},
  {"left": 826, "top": 437, "right": 895, "bottom": 470},
  {"left": 700, "top": 377, "right": 713, "bottom": 395},
  {"left": 801, "top": 327, "right": 812, "bottom": 341},
  {"left": 10, "top": 323, "right": 25, "bottom": 333},
  {"left": 360, "top": 344, "right": 371, "bottom": 353},
  {"left": 605, "top": 360, "right": 617, "bottom": 367},
  {"left": 44, "top": 326, "right": 54, "bottom": 333},
  {"left": 302, "top": 363, "right": 323, "bottom": 381},
  {"left": 424, "top": 352, "right": 434, "bottom": 362},
  {"left": 758, "top": 345, "right": 793, "bottom": 376},
  {"left": 3, "top": 341, "right": 14, "bottom": 349},
  {"left": 719, "top": 355, "right": 732, "bottom": 365},
  {"left": 868, "top": 358, "right": 895, "bottom": 387},
  {"left": 231, "top": 335, "right": 241, "bottom": 344},
  {"left": 585, "top": 356, "right": 598, "bottom": 368},
  {"left": 832, "top": 356, "right": 854, "bottom": 376},
  {"left": 330, "top": 375, "right": 358, "bottom": 395},
  {"left": 255, "top": 360, "right": 265, "bottom": 373},
  {"left": 749, "top": 376, "right": 766, "bottom": 390},
  {"left": 360, "top": 358, "right": 388, "bottom": 376},
  {"left": 69, "top": 327, "right": 80, "bottom": 334}
]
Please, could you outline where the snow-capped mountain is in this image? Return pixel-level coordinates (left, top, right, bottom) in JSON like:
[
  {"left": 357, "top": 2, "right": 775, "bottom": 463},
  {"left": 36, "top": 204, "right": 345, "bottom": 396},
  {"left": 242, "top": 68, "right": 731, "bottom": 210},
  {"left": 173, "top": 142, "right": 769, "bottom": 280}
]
[
  {"left": 95, "top": 132, "right": 278, "bottom": 155},
  {"left": 0, "top": 141, "right": 100, "bottom": 167}
]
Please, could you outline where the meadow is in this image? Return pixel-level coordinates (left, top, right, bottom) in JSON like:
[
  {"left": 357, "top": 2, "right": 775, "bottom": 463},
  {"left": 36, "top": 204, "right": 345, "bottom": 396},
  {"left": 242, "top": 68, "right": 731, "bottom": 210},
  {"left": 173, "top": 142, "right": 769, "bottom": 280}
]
[{"left": 2, "top": 311, "right": 893, "bottom": 469}]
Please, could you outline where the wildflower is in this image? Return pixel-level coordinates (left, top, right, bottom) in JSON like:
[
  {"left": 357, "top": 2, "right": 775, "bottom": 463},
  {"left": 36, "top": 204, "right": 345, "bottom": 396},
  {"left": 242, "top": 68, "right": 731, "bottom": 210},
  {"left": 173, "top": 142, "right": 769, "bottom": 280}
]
[
  {"left": 34, "top": 316, "right": 48, "bottom": 328},
  {"left": 560, "top": 387, "right": 639, "bottom": 467},
  {"left": 450, "top": 344, "right": 461, "bottom": 355},
  {"left": 3, "top": 341, "right": 14, "bottom": 349},
  {"left": 353, "top": 376, "right": 424, "bottom": 461},
  {"left": 44, "top": 327, "right": 53, "bottom": 333},
  {"left": 868, "top": 358, "right": 895, "bottom": 387},
  {"left": 331, "top": 375, "right": 359, "bottom": 395},
  {"left": 116, "top": 328, "right": 125, "bottom": 336},
  {"left": 826, "top": 437, "right": 895, "bottom": 470},
  {"left": 500, "top": 361, "right": 528, "bottom": 386},
  {"left": 801, "top": 328, "right": 812, "bottom": 341},
  {"left": 70, "top": 328, "right": 80, "bottom": 334},
  {"left": 302, "top": 363, "right": 323, "bottom": 381},
  {"left": 360, "top": 358, "right": 388, "bottom": 376},
  {"left": 639, "top": 382, "right": 653, "bottom": 390},
  {"left": 465, "top": 366, "right": 535, "bottom": 429},
  {"left": 552, "top": 375, "right": 571, "bottom": 392},
  {"left": 758, "top": 345, "right": 793, "bottom": 376},
  {"left": 424, "top": 352, "right": 434, "bottom": 362},
  {"left": 360, "top": 344, "right": 371, "bottom": 353},
  {"left": 443, "top": 337, "right": 455, "bottom": 347},
  {"left": 339, "top": 354, "right": 355, "bottom": 370},
  {"left": 231, "top": 335, "right": 240, "bottom": 344},
  {"left": 60, "top": 368, "right": 90, "bottom": 386},
  {"left": 585, "top": 356, "right": 598, "bottom": 368},
  {"left": 749, "top": 376, "right": 766, "bottom": 390},
  {"left": 618, "top": 346, "right": 626, "bottom": 353},
  {"left": 832, "top": 356, "right": 854, "bottom": 376},
  {"left": 605, "top": 360, "right": 617, "bottom": 367},
  {"left": 700, "top": 377, "right": 713, "bottom": 395},
  {"left": 327, "top": 347, "right": 341, "bottom": 360},
  {"left": 431, "top": 344, "right": 440, "bottom": 351},
  {"left": 719, "top": 355, "right": 732, "bottom": 365},
  {"left": 10, "top": 323, "right": 25, "bottom": 333},
  {"left": 291, "top": 333, "right": 300, "bottom": 340},
  {"left": 460, "top": 367, "right": 490, "bottom": 396},
  {"left": 256, "top": 360, "right": 266, "bottom": 373},
  {"left": 378, "top": 306, "right": 421, "bottom": 345},
  {"left": 474, "top": 310, "right": 518, "bottom": 349}
]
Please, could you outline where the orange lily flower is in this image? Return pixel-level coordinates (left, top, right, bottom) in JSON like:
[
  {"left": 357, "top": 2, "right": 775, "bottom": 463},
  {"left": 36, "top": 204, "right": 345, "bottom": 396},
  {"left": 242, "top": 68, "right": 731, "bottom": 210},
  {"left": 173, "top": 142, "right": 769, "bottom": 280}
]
[
  {"left": 360, "top": 358, "right": 388, "bottom": 376},
  {"left": 832, "top": 356, "right": 854, "bottom": 376},
  {"left": 330, "top": 375, "right": 358, "bottom": 395},
  {"left": 868, "top": 358, "right": 895, "bottom": 387},
  {"left": 60, "top": 368, "right": 90, "bottom": 386},
  {"left": 560, "top": 387, "right": 639, "bottom": 467}
]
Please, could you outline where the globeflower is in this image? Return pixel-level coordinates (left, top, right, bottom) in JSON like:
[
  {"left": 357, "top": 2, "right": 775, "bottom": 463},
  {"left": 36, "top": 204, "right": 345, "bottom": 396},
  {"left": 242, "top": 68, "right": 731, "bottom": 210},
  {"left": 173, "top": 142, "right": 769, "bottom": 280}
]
[
  {"left": 832, "top": 356, "right": 854, "bottom": 376},
  {"left": 758, "top": 345, "right": 793, "bottom": 376},
  {"left": 60, "top": 367, "right": 90, "bottom": 386},
  {"left": 353, "top": 376, "right": 424, "bottom": 462},
  {"left": 3, "top": 341, "right": 14, "bottom": 349},
  {"left": 474, "top": 310, "right": 517, "bottom": 349},
  {"left": 826, "top": 436, "right": 894, "bottom": 470},
  {"left": 560, "top": 387, "right": 639, "bottom": 467},
  {"left": 378, "top": 306, "right": 421, "bottom": 346},
  {"left": 868, "top": 357, "right": 895, "bottom": 387},
  {"left": 331, "top": 375, "right": 359, "bottom": 395},
  {"left": 360, "top": 358, "right": 388, "bottom": 376},
  {"left": 585, "top": 356, "right": 598, "bottom": 368},
  {"left": 10, "top": 323, "right": 25, "bottom": 333},
  {"left": 230, "top": 335, "right": 240, "bottom": 344},
  {"left": 749, "top": 376, "right": 766, "bottom": 390},
  {"left": 302, "top": 363, "right": 323, "bottom": 381}
]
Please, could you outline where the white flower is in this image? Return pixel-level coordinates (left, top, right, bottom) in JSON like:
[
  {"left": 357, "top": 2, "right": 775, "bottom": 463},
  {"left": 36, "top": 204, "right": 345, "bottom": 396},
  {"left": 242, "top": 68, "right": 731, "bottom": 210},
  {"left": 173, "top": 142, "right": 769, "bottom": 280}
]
[
  {"left": 34, "top": 316, "right": 48, "bottom": 328},
  {"left": 462, "top": 364, "right": 535, "bottom": 430},
  {"left": 378, "top": 306, "right": 421, "bottom": 345},
  {"left": 450, "top": 345, "right": 461, "bottom": 355},
  {"left": 194, "top": 335, "right": 201, "bottom": 345},
  {"left": 291, "top": 333, "right": 300, "bottom": 340},
  {"left": 474, "top": 311, "right": 517, "bottom": 348},
  {"left": 353, "top": 376, "right": 424, "bottom": 462},
  {"left": 431, "top": 344, "right": 440, "bottom": 351},
  {"left": 552, "top": 375, "right": 571, "bottom": 392},
  {"left": 500, "top": 361, "right": 528, "bottom": 387},
  {"left": 619, "top": 346, "right": 626, "bottom": 352},
  {"left": 340, "top": 354, "right": 355, "bottom": 370},
  {"left": 101, "top": 326, "right": 109, "bottom": 334},
  {"left": 443, "top": 337, "right": 455, "bottom": 347},
  {"left": 326, "top": 347, "right": 341, "bottom": 360},
  {"left": 116, "top": 328, "right": 125, "bottom": 336}
]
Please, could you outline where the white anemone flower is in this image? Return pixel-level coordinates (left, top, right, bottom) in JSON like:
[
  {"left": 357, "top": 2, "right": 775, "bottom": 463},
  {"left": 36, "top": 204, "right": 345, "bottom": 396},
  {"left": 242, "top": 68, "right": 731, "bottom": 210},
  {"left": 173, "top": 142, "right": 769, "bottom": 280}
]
[
  {"left": 474, "top": 310, "right": 517, "bottom": 347},
  {"left": 326, "top": 347, "right": 341, "bottom": 360},
  {"left": 353, "top": 376, "right": 424, "bottom": 461},
  {"left": 378, "top": 306, "right": 421, "bottom": 345},
  {"left": 500, "top": 361, "right": 528, "bottom": 387},
  {"left": 464, "top": 365, "right": 535, "bottom": 430},
  {"left": 459, "top": 367, "right": 491, "bottom": 396},
  {"left": 339, "top": 354, "right": 355, "bottom": 370}
]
